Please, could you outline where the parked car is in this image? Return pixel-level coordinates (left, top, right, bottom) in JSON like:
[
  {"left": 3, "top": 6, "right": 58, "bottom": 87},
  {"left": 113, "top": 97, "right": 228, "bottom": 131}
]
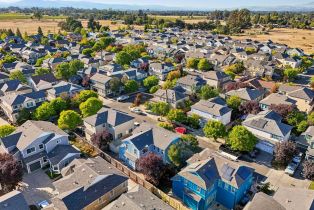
[
  {"left": 37, "top": 200, "right": 49, "bottom": 209},
  {"left": 292, "top": 152, "right": 303, "bottom": 164},
  {"left": 175, "top": 127, "right": 187, "bottom": 134},
  {"left": 249, "top": 148, "right": 259, "bottom": 159},
  {"left": 134, "top": 122, "right": 140, "bottom": 126},
  {"left": 117, "top": 95, "right": 129, "bottom": 102},
  {"left": 131, "top": 107, "right": 143, "bottom": 114},
  {"left": 285, "top": 161, "right": 298, "bottom": 176}
]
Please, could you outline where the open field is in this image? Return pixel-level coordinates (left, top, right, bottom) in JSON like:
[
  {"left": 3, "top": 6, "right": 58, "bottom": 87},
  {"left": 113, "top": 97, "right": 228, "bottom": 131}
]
[
  {"left": 148, "top": 15, "right": 208, "bottom": 23},
  {"left": 0, "top": 13, "right": 66, "bottom": 20},
  {"left": 231, "top": 28, "right": 314, "bottom": 54},
  {"left": 81, "top": 19, "right": 144, "bottom": 30}
]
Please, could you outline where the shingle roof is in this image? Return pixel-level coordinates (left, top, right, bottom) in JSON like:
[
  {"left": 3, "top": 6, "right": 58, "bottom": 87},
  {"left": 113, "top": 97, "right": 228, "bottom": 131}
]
[
  {"left": 244, "top": 192, "right": 285, "bottom": 210},
  {"left": 31, "top": 73, "right": 57, "bottom": 85},
  {"left": 226, "top": 88, "right": 264, "bottom": 101},
  {"left": 191, "top": 97, "right": 232, "bottom": 117},
  {"left": 47, "top": 145, "right": 80, "bottom": 165},
  {"left": 154, "top": 89, "right": 186, "bottom": 102},
  {"left": 90, "top": 73, "right": 111, "bottom": 84},
  {"left": 259, "top": 93, "right": 296, "bottom": 106},
  {"left": 0, "top": 190, "right": 29, "bottom": 210},
  {"left": 47, "top": 81, "right": 83, "bottom": 95},
  {"left": 202, "top": 71, "right": 230, "bottom": 81},
  {"left": 0, "top": 91, "right": 46, "bottom": 106}
]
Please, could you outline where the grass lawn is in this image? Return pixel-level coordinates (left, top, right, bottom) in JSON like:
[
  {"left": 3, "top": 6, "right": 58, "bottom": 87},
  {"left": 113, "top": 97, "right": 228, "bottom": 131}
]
[
  {"left": 45, "top": 170, "right": 61, "bottom": 180},
  {"left": 0, "top": 13, "right": 66, "bottom": 20},
  {"left": 309, "top": 181, "right": 314, "bottom": 190}
]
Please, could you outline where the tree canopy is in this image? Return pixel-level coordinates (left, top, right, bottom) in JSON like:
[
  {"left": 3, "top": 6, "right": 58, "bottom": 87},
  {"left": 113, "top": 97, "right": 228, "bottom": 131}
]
[
  {"left": 58, "top": 110, "right": 82, "bottom": 130},
  {"left": 79, "top": 97, "right": 103, "bottom": 117},
  {"left": 228, "top": 125, "right": 257, "bottom": 152},
  {"left": 200, "top": 85, "right": 219, "bottom": 100},
  {"left": 203, "top": 120, "right": 226, "bottom": 141},
  {"left": 0, "top": 125, "right": 15, "bottom": 138}
]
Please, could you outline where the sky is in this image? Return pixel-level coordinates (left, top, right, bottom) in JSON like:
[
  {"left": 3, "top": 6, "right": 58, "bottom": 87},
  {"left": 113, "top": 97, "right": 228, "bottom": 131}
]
[{"left": 0, "top": 0, "right": 313, "bottom": 9}]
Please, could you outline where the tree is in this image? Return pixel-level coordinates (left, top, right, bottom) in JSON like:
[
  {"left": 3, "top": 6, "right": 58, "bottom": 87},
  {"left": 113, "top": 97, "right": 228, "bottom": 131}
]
[
  {"left": 297, "top": 120, "right": 308, "bottom": 133},
  {"left": 149, "top": 85, "right": 159, "bottom": 94},
  {"left": 186, "top": 114, "right": 201, "bottom": 129},
  {"left": 79, "top": 97, "right": 103, "bottom": 117},
  {"left": 0, "top": 125, "right": 15, "bottom": 138},
  {"left": 82, "top": 48, "right": 93, "bottom": 56},
  {"left": 203, "top": 120, "right": 226, "bottom": 141},
  {"left": 124, "top": 80, "right": 139, "bottom": 93},
  {"left": 69, "top": 59, "right": 84, "bottom": 75},
  {"left": 168, "top": 143, "right": 181, "bottom": 167},
  {"left": 167, "top": 109, "right": 186, "bottom": 123},
  {"left": 115, "top": 51, "right": 132, "bottom": 66},
  {"left": 58, "top": 110, "right": 82, "bottom": 130},
  {"left": 150, "top": 102, "right": 171, "bottom": 116},
  {"left": 0, "top": 153, "right": 23, "bottom": 193},
  {"left": 34, "top": 102, "right": 56, "bottom": 120},
  {"left": 91, "top": 130, "right": 113, "bottom": 151},
  {"left": 167, "top": 70, "right": 181, "bottom": 81},
  {"left": 133, "top": 93, "right": 142, "bottom": 106},
  {"left": 73, "top": 90, "right": 98, "bottom": 104},
  {"left": 136, "top": 152, "right": 166, "bottom": 186},
  {"left": 302, "top": 160, "right": 314, "bottom": 180},
  {"left": 9, "top": 71, "right": 27, "bottom": 83},
  {"left": 109, "top": 77, "right": 121, "bottom": 95},
  {"left": 197, "top": 58, "right": 212, "bottom": 71},
  {"left": 17, "top": 108, "right": 32, "bottom": 125},
  {"left": 33, "top": 11, "right": 43, "bottom": 21},
  {"left": 50, "top": 97, "right": 68, "bottom": 114},
  {"left": 283, "top": 67, "right": 298, "bottom": 82},
  {"left": 37, "top": 26, "right": 43, "bottom": 35},
  {"left": 239, "top": 100, "right": 261, "bottom": 114},
  {"left": 181, "top": 134, "right": 198, "bottom": 150},
  {"left": 225, "top": 62, "right": 245, "bottom": 74},
  {"left": 55, "top": 62, "right": 70, "bottom": 80},
  {"left": 274, "top": 141, "right": 298, "bottom": 166},
  {"left": 269, "top": 104, "right": 295, "bottom": 118},
  {"left": 228, "top": 125, "right": 257, "bottom": 152},
  {"left": 308, "top": 112, "right": 314, "bottom": 125},
  {"left": 286, "top": 110, "right": 307, "bottom": 127},
  {"left": 226, "top": 96, "right": 242, "bottom": 110},
  {"left": 186, "top": 58, "right": 199, "bottom": 69},
  {"left": 143, "top": 76, "right": 159, "bottom": 89},
  {"left": 34, "top": 67, "right": 50, "bottom": 76},
  {"left": 200, "top": 85, "right": 219, "bottom": 100},
  {"left": 16, "top": 28, "right": 22, "bottom": 38}
]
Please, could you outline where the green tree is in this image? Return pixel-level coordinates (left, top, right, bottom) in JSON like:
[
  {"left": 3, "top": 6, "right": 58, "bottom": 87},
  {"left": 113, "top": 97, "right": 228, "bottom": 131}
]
[
  {"left": 109, "top": 77, "right": 121, "bottom": 95},
  {"left": 9, "top": 71, "right": 27, "bottom": 83},
  {"left": 283, "top": 67, "right": 298, "bottom": 82},
  {"left": 34, "top": 67, "right": 50, "bottom": 76},
  {"left": 69, "top": 59, "right": 84, "bottom": 75},
  {"left": 16, "top": 28, "right": 22, "bottom": 38},
  {"left": 167, "top": 109, "right": 186, "bottom": 123},
  {"left": 225, "top": 62, "right": 245, "bottom": 74},
  {"left": 181, "top": 134, "right": 198, "bottom": 151},
  {"left": 37, "top": 26, "right": 43, "bottom": 36},
  {"left": 186, "top": 58, "right": 199, "bottom": 69},
  {"left": 226, "top": 96, "right": 242, "bottom": 110},
  {"left": 79, "top": 97, "right": 103, "bottom": 117},
  {"left": 82, "top": 48, "right": 93, "bottom": 56},
  {"left": 228, "top": 125, "right": 257, "bottom": 152},
  {"left": 73, "top": 90, "right": 98, "bottom": 104},
  {"left": 58, "top": 110, "right": 82, "bottom": 130},
  {"left": 197, "top": 58, "right": 212, "bottom": 71},
  {"left": 34, "top": 102, "right": 56, "bottom": 120},
  {"left": 150, "top": 102, "right": 171, "bottom": 116},
  {"left": 200, "top": 85, "right": 219, "bottom": 100},
  {"left": 297, "top": 120, "right": 308, "bottom": 133},
  {"left": 17, "top": 108, "right": 32, "bottom": 125},
  {"left": 287, "top": 110, "right": 307, "bottom": 127},
  {"left": 50, "top": 97, "right": 68, "bottom": 114},
  {"left": 149, "top": 85, "right": 160, "bottom": 94},
  {"left": 0, "top": 125, "right": 15, "bottom": 138},
  {"left": 168, "top": 144, "right": 181, "bottom": 167},
  {"left": 55, "top": 62, "right": 70, "bottom": 80},
  {"left": 115, "top": 51, "right": 132, "bottom": 66},
  {"left": 203, "top": 120, "right": 226, "bottom": 141},
  {"left": 124, "top": 80, "right": 139, "bottom": 93},
  {"left": 143, "top": 76, "right": 159, "bottom": 89}
]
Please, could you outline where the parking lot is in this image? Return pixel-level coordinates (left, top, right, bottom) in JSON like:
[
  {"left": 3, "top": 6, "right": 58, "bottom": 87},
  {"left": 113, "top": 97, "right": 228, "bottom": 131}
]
[{"left": 19, "top": 170, "right": 56, "bottom": 206}]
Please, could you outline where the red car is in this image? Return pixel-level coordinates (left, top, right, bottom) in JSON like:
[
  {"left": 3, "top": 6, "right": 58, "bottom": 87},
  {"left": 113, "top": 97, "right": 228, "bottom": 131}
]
[{"left": 175, "top": 127, "right": 187, "bottom": 134}]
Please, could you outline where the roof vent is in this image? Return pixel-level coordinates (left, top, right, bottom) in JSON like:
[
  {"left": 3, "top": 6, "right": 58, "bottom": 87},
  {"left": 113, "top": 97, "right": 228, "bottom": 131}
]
[
  {"left": 129, "top": 195, "right": 134, "bottom": 199},
  {"left": 121, "top": 202, "right": 125, "bottom": 206},
  {"left": 89, "top": 174, "right": 93, "bottom": 178},
  {"left": 82, "top": 168, "right": 85, "bottom": 172},
  {"left": 140, "top": 204, "right": 145, "bottom": 207}
]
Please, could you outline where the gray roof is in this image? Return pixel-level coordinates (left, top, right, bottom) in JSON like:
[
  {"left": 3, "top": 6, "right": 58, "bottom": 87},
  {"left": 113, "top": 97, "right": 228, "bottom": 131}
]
[
  {"left": 31, "top": 73, "right": 57, "bottom": 85},
  {"left": 47, "top": 81, "right": 83, "bottom": 95},
  {"left": 202, "top": 71, "right": 230, "bottom": 81},
  {"left": 123, "top": 124, "right": 179, "bottom": 151},
  {"left": 177, "top": 74, "right": 206, "bottom": 87},
  {"left": 107, "top": 185, "right": 174, "bottom": 210},
  {"left": 47, "top": 145, "right": 80, "bottom": 165},
  {"left": 243, "top": 110, "right": 293, "bottom": 137},
  {"left": 259, "top": 93, "right": 296, "bottom": 106},
  {"left": 287, "top": 87, "right": 314, "bottom": 101},
  {"left": 0, "top": 190, "right": 29, "bottom": 210},
  {"left": 175, "top": 155, "right": 253, "bottom": 190},
  {"left": 90, "top": 73, "right": 111, "bottom": 84},
  {"left": 226, "top": 88, "right": 264, "bottom": 101},
  {"left": 244, "top": 192, "right": 285, "bottom": 210},
  {"left": 0, "top": 80, "right": 31, "bottom": 93},
  {"left": 191, "top": 97, "right": 232, "bottom": 117},
  {"left": 0, "top": 90, "right": 46, "bottom": 106},
  {"left": 84, "top": 108, "right": 134, "bottom": 127},
  {"left": 154, "top": 89, "right": 187, "bottom": 102}
]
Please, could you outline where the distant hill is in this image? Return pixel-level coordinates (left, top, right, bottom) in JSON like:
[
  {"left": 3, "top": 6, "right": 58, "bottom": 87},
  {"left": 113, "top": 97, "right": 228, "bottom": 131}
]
[{"left": 1, "top": 0, "right": 314, "bottom": 11}]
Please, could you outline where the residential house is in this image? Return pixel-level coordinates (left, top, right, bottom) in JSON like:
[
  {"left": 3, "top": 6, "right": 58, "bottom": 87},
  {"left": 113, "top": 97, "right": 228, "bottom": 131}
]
[
  {"left": 0, "top": 190, "right": 29, "bottom": 210},
  {"left": 84, "top": 107, "right": 135, "bottom": 142},
  {"left": 176, "top": 74, "right": 206, "bottom": 94},
  {"left": 244, "top": 192, "right": 285, "bottom": 210},
  {"left": 50, "top": 157, "right": 128, "bottom": 210},
  {"left": 242, "top": 110, "right": 293, "bottom": 153},
  {"left": 225, "top": 87, "right": 264, "bottom": 102},
  {"left": 0, "top": 120, "right": 80, "bottom": 173},
  {"left": 28, "top": 73, "right": 58, "bottom": 91},
  {"left": 152, "top": 89, "right": 189, "bottom": 108},
  {"left": 189, "top": 97, "right": 232, "bottom": 125},
  {"left": 149, "top": 62, "right": 175, "bottom": 81},
  {"left": 119, "top": 124, "right": 180, "bottom": 169},
  {"left": 259, "top": 93, "right": 296, "bottom": 111},
  {"left": 0, "top": 72, "right": 10, "bottom": 84},
  {"left": 89, "top": 73, "right": 112, "bottom": 97},
  {"left": 42, "top": 57, "right": 67, "bottom": 70},
  {"left": 46, "top": 81, "right": 84, "bottom": 101},
  {"left": 0, "top": 91, "right": 46, "bottom": 123},
  {"left": 0, "top": 80, "right": 33, "bottom": 96},
  {"left": 296, "top": 126, "right": 314, "bottom": 161},
  {"left": 105, "top": 185, "right": 174, "bottom": 210},
  {"left": 130, "top": 57, "right": 149, "bottom": 68},
  {"left": 172, "top": 152, "right": 254, "bottom": 210},
  {"left": 202, "top": 71, "right": 231, "bottom": 90}
]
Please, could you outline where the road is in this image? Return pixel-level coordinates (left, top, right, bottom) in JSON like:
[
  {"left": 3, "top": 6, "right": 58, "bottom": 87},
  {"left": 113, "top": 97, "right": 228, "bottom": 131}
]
[{"left": 102, "top": 94, "right": 271, "bottom": 177}]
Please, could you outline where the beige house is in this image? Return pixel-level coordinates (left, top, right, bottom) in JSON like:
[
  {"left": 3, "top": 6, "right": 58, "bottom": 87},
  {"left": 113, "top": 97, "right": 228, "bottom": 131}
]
[
  {"left": 84, "top": 108, "right": 135, "bottom": 141},
  {"left": 152, "top": 89, "right": 189, "bottom": 108}
]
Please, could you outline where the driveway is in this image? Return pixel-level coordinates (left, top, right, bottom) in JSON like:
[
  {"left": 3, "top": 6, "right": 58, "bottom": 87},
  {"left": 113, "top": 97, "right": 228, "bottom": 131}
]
[{"left": 19, "top": 170, "right": 56, "bottom": 206}]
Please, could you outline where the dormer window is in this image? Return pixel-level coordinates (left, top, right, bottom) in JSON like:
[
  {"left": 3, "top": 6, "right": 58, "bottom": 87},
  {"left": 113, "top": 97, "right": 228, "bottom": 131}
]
[
  {"left": 39, "top": 144, "right": 44, "bottom": 150},
  {"left": 26, "top": 147, "right": 35, "bottom": 154}
]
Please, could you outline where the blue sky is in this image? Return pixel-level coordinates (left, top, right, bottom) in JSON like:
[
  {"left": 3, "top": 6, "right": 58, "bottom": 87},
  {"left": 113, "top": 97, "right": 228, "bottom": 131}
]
[{"left": 0, "top": 0, "right": 313, "bottom": 9}]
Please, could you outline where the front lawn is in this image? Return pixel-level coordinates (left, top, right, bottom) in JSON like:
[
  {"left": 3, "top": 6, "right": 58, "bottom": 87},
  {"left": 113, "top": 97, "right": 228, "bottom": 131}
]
[{"left": 45, "top": 170, "right": 61, "bottom": 180}]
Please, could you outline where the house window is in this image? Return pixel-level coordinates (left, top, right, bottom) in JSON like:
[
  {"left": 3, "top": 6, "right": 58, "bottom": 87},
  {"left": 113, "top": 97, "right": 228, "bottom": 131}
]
[
  {"left": 53, "top": 166, "right": 58, "bottom": 171},
  {"left": 57, "top": 140, "right": 60, "bottom": 144},
  {"left": 126, "top": 144, "right": 128, "bottom": 150},
  {"left": 133, "top": 149, "right": 137, "bottom": 155},
  {"left": 197, "top": 186, "right": 201, "bottom": 192},
  {"left": 39, "top": 144, "right": 44, "bottom": 150},
  {"left": 118, "top": 133, "right": 123, "bottom": 138},
  {"left": 26, "top": 147, "right": 35, "bottom": 154},
  {"left": 224, "top": 184, "right": 229, "bottom": 191},
  {"left": 43, "top": 157, "right": 48, "bottom": 163},
  {"left": 110, "top": 190, "right": 114, "bottom": 198}
]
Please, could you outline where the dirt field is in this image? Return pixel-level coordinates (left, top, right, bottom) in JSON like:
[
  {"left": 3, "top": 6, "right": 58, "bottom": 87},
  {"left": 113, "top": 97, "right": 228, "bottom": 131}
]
[
  {"left": 231, "top": 28, "right": 314, "bottom": 54},
  {"left": 81, "top": 20, "right": 144, "bottom": 30},
  {"left": 148, "top": 15, "right": 208, "bottom": 23}
]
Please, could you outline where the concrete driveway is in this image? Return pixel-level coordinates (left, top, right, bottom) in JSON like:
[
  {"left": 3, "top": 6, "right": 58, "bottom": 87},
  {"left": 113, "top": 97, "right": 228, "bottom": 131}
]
[{"left": 19, "top": 170, "right": 56, "bottom": 206}]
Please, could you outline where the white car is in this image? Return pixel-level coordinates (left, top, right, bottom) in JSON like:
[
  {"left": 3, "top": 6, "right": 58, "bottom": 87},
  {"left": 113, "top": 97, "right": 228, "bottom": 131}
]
[
  {"left": 285, "top": 161, "right": 298, "bottom": 176},
  {"left": 37, "top": 200, "right": 49, "bottom": 209},
  {"left": 117, "top": 95, "right": 129, "bottom": 102},
  {"left": 131, "top": 108, "right": 142, "bottom": 114},
  {"left": 134, "top": 122, "right": 140, "bottom": 126}
]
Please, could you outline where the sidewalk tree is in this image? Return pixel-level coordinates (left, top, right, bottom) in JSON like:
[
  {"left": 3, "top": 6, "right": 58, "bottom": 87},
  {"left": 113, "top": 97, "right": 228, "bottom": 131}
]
[
  {"left": 150, "top": 102, "right": 171, "bottom": 116},
  {"left": 167, "top": 109, "right": 186, "bottom": 123},
  {"left": 79, "top": 97, "right": 103, "bottom": 117},
  {"left": 0, "top": 153, "right": 23, "bottom": 194},
  {"left": 58, "top": 110, "right": 82, "bottom": 130},
  {"left": 203, "top": 120, "right": 227, "bottom": 141},
  {"left": 124, "top": 80, "right": 139, "bottom": 93},
  {"left": 228, "top": 125, "right": 257, "bottom": 152},
  {"left": 143, "top": 76, "right": 159, "bottom": 89},
  {"left": 0, "top": 125, "right": 15, "bottom": 138},
  {"left": 73, "top": 90, "right": 98, "bottom": 104}
]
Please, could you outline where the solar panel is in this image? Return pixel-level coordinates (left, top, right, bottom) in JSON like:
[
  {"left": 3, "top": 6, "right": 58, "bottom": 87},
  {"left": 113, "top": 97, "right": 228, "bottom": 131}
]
[
  {"left": 221, "top": 164, "right": 235, "bottom": 181},
  {"left": 236, "top": 166, "right": 251, "bottom": 180}
]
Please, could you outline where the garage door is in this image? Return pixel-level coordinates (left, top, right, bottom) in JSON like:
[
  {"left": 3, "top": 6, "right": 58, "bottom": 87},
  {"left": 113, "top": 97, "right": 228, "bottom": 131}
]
[
  {"left": 28, "top": 161, "right": 41, "bottom": 172},
  {"left": 256, "top": 140, "right": 274, "bottom": 154}
]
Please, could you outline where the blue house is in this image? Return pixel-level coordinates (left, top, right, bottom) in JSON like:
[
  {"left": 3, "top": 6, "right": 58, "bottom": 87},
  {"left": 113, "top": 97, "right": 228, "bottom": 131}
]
[
  {"left": 119, "top": 124, "right": 180, "bottom": 169},
  {"left": 172, "top": 155, "right": 254, "bottom": 210}
]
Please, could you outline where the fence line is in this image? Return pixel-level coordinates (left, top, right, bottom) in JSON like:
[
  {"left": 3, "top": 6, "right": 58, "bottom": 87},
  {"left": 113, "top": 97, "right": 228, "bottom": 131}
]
[{"left": 78, "top": 137, "right": 189, "bottom": 210}]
